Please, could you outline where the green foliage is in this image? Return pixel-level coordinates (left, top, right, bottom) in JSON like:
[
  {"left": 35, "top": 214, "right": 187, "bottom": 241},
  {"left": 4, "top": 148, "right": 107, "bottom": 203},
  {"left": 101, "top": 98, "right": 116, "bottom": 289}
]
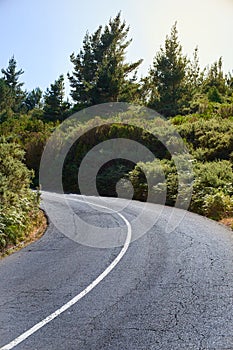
[
  {"left": 1, "top": 56, "right": 25, "bottom": 112},
  {"left": 0, "top": 78, "right": 14, "bottom": 112},
  {"left": 203, "top": 57, "right": 227, "bottom": 95},
  {"left": 68, "top": 12, "right": 142, "bottom": 109},
  {"left": 146, "top": 23, "right": 188, "bottom": 117},
  {"left": 207, "top": 86, "right": 223, "bottom": 103},
  {"left": 0, "top": 139, "right": 40, "bottom": 249},
  {"left": 62, "top": 118, "right": 170, "bottom": 193},
  {"left": 176, "top": 118, "right": 233, "bottom": 161},
  {"left": 190, "top": 160, "right": 233, "bottom": 216},
  {"left": 43, "top": 75, "right": 70, "bottom": 121},
  {"left": 96, "top": 160, "right": 136, "bottom": 197},
  {"left": 128, "top": 155, "right": 193, "bottom": 208},
  {"left": 1, "top": 57, "right": 24, "bottom": 89},
  {"left": 0, "top": 114, "right": 53, "bottom": 186},
  {"left": 23, "top": 87, "right": 43, "bottom": 111},
  {"left": 128, "top": 159, "right": 174, "bottom": 204},
  {"left": 60, "top": 113, "right": 233, "bottom": 222},
  {"left": 0, "top": 16, "right": 233, "bottom": 229},
  {"left": 203, "top": 192, "right": 233, "bottom": 220},
  {"left": 186, "top": 47, "right": 203, "bottom": 95},
  {"left": 128, "top": 157, "right": 233, "bottom": 221}
]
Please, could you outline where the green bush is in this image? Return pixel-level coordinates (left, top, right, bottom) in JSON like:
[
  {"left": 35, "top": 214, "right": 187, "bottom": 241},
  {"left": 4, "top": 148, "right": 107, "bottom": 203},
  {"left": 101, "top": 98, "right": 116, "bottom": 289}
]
[
  {"left": 176, "top": 117, "right": 233, "bottom": 161},
  {"left": 128, "top": 155, "right": 193, "bottom": 208},
  {"left": 128, "top": 158, "right": 233, "bottom": 221},
  {"left": 0, "top": 114, "right": 53, "bottom": 186},
  {"left": 203, "top": 192, "right": 233, "bottom": 220},
  {"left": 0, "top": 138, "right": 40, "bottom": 250}
]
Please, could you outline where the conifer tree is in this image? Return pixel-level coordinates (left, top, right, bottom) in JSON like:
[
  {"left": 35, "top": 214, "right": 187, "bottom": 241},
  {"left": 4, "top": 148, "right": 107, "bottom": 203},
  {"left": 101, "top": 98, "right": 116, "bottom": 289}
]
[
  {"left": 203, "top": 57, "right": 227, "bottom": 97},
  {"left": 43, "top": 75, "right": 70, "bottom": 121},
  {"left": 187, "top": 47, "right": 203, "bottom": 94},
  {"left": 147, "top": 23, "right": 187, "bottom": 117},
  {"left": 24, "top": 88, "right": 43, "bottom": 111},
  {"left": 0, "top": 78, "right": 14, "bottom": 112},
  {"left": 1, "top": 56, "right": 25, "bottom": 111},
  {"left": 68, "top": 13, "right": 142, "bottom": 109}
]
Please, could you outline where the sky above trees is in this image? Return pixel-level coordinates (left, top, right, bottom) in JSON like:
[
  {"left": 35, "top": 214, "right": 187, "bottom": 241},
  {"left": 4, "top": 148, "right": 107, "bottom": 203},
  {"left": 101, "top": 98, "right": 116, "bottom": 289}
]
[{"left": 0, "top": 0, "right": 232, "bottom": 94}]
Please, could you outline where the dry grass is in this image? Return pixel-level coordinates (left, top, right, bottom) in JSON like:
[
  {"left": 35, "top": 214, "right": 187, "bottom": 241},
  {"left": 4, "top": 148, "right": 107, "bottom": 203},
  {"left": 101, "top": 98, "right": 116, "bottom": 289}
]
[{"left": 219, "top": 217, "right": 233, "bottom": 230}]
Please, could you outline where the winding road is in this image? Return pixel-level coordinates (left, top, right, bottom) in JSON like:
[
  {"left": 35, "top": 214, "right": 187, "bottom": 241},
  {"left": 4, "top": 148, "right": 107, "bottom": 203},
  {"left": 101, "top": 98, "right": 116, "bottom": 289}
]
[{"left": 0, "top": 192, "right": 233, "bottom": 349}]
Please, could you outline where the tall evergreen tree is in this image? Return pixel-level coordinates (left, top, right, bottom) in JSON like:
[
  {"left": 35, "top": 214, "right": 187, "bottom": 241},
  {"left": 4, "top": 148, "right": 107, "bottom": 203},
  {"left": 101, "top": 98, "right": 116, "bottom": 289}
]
[
  {"left": 23, "top": 87, "right": 43, "bottom": 111},
  {"left": 186, "top": 47, "right": 203, "bottom": 94},
  {"left": 226, "top": 71, "right": 233, "bottom": 97},
  {"left": 146, "top": 23, "right": 187, "bottom": 117},
  {"left": 1, "top": 56, "right": 25, "bottom": 111},
  {"left": 184, "top": 47, "right": 206, "bottom": 113},
  {"left": 68, "top": 13, "right": 142, "bottom": 109},
  {"left": 203, "top": 57, "right": 227, "bottom": 97},
  {"left": 43, "top": 75, "right": 70, "bottom": 121},
  {"left": 0, "top": 78, "right": 14, "bottom": 112}
]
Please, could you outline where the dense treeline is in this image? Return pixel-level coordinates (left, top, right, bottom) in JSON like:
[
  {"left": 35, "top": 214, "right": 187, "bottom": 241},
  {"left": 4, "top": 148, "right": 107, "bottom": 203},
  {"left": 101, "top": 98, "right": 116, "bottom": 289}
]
[
  {"left": 1, "top": 13, "right": 233, "bottom": 250},
  {"left": 1, "top": 13, "right": 233, "bottom": 121}
]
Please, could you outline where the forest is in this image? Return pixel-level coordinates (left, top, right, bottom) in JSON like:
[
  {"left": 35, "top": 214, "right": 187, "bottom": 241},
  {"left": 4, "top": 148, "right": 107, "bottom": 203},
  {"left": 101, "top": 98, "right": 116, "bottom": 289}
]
[{"left": 1, "top": 13, "right": 233, "bottom": 251}]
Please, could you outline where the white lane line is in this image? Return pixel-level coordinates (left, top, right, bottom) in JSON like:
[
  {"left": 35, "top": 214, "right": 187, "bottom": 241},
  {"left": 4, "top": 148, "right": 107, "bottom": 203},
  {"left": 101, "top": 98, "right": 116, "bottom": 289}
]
[{"left": 0, "top": 196, "right": 132, "bottom": 350}]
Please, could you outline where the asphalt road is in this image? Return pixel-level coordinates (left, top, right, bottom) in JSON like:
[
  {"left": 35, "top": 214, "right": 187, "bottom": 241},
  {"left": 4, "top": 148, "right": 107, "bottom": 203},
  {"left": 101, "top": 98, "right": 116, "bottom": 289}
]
[{"left": 0, "top": 192, "right": 233, "bottom": 349}]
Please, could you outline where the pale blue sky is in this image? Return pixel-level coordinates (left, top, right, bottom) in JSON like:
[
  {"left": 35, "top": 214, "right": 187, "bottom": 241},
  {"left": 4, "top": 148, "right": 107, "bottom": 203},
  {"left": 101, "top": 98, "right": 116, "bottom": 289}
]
[{"left": 0, "top": 0, "right": 232, "bottom": 95}]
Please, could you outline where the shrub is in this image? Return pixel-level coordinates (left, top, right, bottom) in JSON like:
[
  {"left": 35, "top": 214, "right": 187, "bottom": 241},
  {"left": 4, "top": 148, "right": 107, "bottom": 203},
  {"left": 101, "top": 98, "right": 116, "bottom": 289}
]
[
  {"left": 203, "top": 192, "right": 233, "bottom": 220},
  {"left": 128, "top": 158, "right": 233, "bottom": 221},
  {"left": 128, "top": 155, "right": 193, "bottom": 208},
  {"left": 176, "top": 118, "right": 233, "bottom": 161},
  {"left": 0, "top": 138, "right": 40, "bottom": 250}
]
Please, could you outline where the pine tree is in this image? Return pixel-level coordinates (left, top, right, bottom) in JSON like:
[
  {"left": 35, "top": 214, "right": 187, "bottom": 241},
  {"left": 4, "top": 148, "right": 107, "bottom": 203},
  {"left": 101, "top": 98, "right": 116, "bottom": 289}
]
[
  {"left": 68, "top": 13, "right": 142, "bottom": 109},
  {"left": 226, "top": 72, "right": 233, "bottom": 97},
  {"left": 184, "top": 47, "right": 206, "bottom": 113},
  {"left": 1, "top": 56, "right": 25, "bottom": 111},
  {"left": 203, "top": 57, "right": 227, "bottom": 97},
  {"left": 186, "top": 47, "right": 203, "bottom": 94},
  {"left": 43, "top": 75, "right": 70, "bottom": 121},
  {"left": 147, "top": 23, "right": 187, "bottom": 117},
  {"left": 24, "top": 87, "right": 43, "bottom": 111},
  {"left": 0, "top": 78, "right": 14, "bottom": 112}
]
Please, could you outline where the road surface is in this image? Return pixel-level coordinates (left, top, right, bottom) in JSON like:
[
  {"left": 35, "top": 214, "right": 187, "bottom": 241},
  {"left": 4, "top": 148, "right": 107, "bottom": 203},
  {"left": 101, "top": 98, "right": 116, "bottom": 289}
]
[{"left": 0, "top": 192, "right": 233, "bottom": 349}]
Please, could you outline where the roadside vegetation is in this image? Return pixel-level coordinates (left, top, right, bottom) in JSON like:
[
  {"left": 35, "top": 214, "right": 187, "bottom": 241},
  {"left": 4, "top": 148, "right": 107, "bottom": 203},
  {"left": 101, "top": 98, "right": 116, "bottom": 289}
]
[
  {"left": 1, "top": 13, "right": 233, "bottom": 250},
  {"left": 0, "top": 138, "right": 45, "bottom": 253}
]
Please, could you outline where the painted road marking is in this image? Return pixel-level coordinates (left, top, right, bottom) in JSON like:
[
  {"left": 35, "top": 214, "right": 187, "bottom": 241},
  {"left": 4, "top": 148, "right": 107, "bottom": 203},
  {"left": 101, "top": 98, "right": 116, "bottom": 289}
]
[{"left": 0, "top": 196, "right": 132, "bottom": 350}]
